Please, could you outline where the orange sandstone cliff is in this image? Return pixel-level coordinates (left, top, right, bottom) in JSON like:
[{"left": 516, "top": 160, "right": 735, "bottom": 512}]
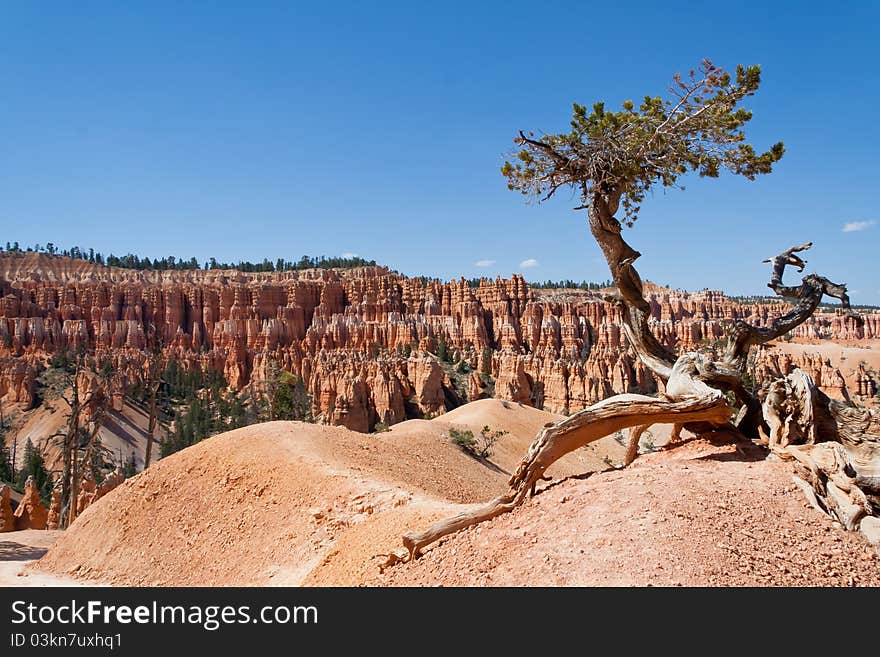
[{"left": 1, "top": 252, "right": 878, "bottom": 434}]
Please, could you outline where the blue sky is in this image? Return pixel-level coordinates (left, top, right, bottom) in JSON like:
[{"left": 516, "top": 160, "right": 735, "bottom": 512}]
[{"left": 1, "top": 2, "right": 878, "bottom": 302}]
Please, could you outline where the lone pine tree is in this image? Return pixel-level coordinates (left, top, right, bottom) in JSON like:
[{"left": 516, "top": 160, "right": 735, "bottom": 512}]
[{"left": 396, "top": 60, "right": 878, "bottom": 561}]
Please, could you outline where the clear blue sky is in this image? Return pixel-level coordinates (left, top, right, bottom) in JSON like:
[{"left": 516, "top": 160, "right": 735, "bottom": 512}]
[{"left": 1, "top": 1, "right": 878, "bottom": 302}]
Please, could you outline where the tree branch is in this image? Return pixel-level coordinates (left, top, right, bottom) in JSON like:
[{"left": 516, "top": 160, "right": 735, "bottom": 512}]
[
  {"left": 400, "top": 354, "right": 730, "bottom": 559},
  {"left": 722, "top": 243, "right": 859, "bottom": 371},
  {"left": 761, "top": 241, "right": 811, "bottom": 297},
  {"left": 517, "top": 131, "right": 571, "bottom": 169}
]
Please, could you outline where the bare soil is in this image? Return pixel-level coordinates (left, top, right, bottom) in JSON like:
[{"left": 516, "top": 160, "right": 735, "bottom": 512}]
[
  {"left": 1, "top": 530, "right": 88, "bottom": 587},
  {"left": 25, "top": 399, "right": 880, "bottom": 587},
  {"left": 376, "top": 438, "right": 880, "bottom": 587}
]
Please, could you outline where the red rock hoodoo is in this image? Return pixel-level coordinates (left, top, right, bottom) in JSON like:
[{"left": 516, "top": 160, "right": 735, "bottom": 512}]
[
  {"left": 13, "top": 475, "right": 48, "bottom": 530},
  {"left": 0, "top": 484, "right": 15, "bottom": 532},
  {"left": 2, "top": 253, "right": 878, "bottom": 432}
]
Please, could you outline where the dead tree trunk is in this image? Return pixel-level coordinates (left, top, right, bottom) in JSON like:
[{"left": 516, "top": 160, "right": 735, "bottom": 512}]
[
  {"left": 716, "top": 243, "right": 859, "bottom": 436},
  {"left": 144, "top": 379, "right": 160, "bottom": 469},
  {"left": 401, "top": 354, "right": 730, "bottom": 559},
  {"left": 762, "top": 370, "right": 879, "bottom": 533},
  {"left": 141, "top": 332, "right": 165, "bottom": 470},
  {"left": 60, "top": 371, "right": 82, "bottom": 529}
]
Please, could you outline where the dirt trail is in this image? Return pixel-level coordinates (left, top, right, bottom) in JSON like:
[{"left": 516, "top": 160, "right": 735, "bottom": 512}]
[{"left": 1, "top": 530, "right": 90, "bottom": 587}]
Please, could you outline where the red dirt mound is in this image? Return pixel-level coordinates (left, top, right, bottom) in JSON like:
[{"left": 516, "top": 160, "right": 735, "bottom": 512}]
[
  {"left": 34, "top": 401, "right": 581, "bottom": 585},
  {"left": 31, "top": 400, "right": 880, "bottom": 586}
]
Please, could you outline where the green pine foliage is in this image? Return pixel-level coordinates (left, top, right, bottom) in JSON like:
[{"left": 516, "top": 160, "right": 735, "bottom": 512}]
[
  {"left": 436, "top": 334, "right": 451, "bottom": 363},
  {"left": 528, "top": 279, "right": 613, "bottom": 290},
  {"left": 122, "top": 453, "right": 138, "bottom": 479},
  {"left": 0, "top": 243, "right": 376, "bottom": 273},
  {"left": 158, "top": 366, "right": 314, "bottom": 459},
  {"left": 502, "top": 59, "right": 784, "bottom": 227},
  {"left": 449, "top": 425, "right": 507, "bottom": 459},
  {"left": 88, "top": 437, "right": 108, "bottom": 485},
  {"left": 0, "top": 439, "right": 12, "bottom": 484},
  {"left": 271, "top": 372, "right": 313, "bottom": 422},
  {"left": 466, "top": 277, "right": 613, "bottom": 291},
  {"left": 16, "top": 439, "right": 53, "bottom": 504}
]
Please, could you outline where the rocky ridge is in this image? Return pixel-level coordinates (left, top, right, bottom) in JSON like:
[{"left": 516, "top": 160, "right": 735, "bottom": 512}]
[{"left": 2, "top": 252, "right": 878, "bottom": 434}]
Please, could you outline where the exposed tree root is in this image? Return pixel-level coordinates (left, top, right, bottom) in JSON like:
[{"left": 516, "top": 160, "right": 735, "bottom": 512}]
[
  {"left": 400, "top": 354, "right": 731, "bottom": 560},
  {"left": 763, "top": 370, "right": 880, "bottom": 532},
  {"left": 624, "top": 424, "right": 650, "bottom": 467}
]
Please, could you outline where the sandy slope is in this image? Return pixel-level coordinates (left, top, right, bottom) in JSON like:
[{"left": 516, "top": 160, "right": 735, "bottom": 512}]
[
  {"left": 780, "top": 339, "right": 880, "bottom": 371},
  {"left": 33, "top": 400, "right": 573, "bottom": 586},
  {"left": 28, "top": 399, "right": 880, "bottom": 587},
  {"left": 7, "top": 398, "right": 161, "bottom": 472},
  {"left": 776, "top": 339, "right": 880, "bottom": 401}
]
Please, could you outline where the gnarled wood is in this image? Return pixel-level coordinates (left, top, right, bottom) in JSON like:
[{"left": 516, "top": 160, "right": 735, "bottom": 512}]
[
  {"left": 419, "top": 85, "right": 866, "bottom": 559},
  {"left": 487, "top": 81, "right": 877, "bottom": 567},
  {"left": 624, "top": 424, "right": 650, "bottom": 466},
  {"left": 763, "top": 242, "right": 812, "bottom": 297},
  {"left": 589, "top": 196, "right": 676, "bottom": 382},
  {"left": 763, "top": 370, "right": 880, "bottom": 531},
  {"left": 723, "top": 243, "right": 856, "bottom": 372},
  {"left": 581, "top": 189, "right": 859, "bottom": 445},
  {"left": 395, "top": 229, "right": 876, "bottom": 566},
  {"left": 589, "top": 217, "right": 853, "bottom": 444},
  {"left": 401, "top": 354, "right": 730, "bottom": 560},
  {"left": 688, "top": 242, "right": 859, "bottom": 438}
]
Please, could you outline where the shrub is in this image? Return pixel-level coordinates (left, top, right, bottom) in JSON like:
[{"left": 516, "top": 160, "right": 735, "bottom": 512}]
[
  {"left": 437, "top": 335, "right": 451, "bottom": 363},
  {"left": 273, "top": 371, "right": 312, "bottom": 422},
  {"left": 450, "top": 427, "right": 476, "bottom": 451},
  {"left": 450, "top": 425, "right": 507, "bottom": 459},
  {"left": 373, "top": 422, "right": 390, "bottom": 433},
  {"left": 122, "top": 452, "right": 138, "bottom": 478}
]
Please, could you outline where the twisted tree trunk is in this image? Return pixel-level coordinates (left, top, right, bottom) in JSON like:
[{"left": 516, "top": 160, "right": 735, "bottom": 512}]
[
  {"left": 394, "top": 203, "right": 876, "bottom": 562},
  {"left": 588, "top": 193, "right": 676, "bottom": 382}
]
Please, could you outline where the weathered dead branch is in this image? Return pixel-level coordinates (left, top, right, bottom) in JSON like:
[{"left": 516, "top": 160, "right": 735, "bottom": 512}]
[
  {"left": 763, "top": 370, "right": 880, "bottom": 532},
  {"left": 401, "top": 354, "right": 730, "bottom": 559}
]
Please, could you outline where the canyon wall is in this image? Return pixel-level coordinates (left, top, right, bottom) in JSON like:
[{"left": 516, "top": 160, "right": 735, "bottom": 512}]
[{"left": 2, "top": 252, "right": 878, "bottom": 433}]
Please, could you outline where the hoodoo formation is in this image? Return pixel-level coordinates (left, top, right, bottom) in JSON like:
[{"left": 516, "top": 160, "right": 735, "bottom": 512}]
[
  {"left": 2, "top": 251, "right": 878, "bottom": 439},
  {"left": 12, "top": 476, "right": 48, "bottom": 530}
]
